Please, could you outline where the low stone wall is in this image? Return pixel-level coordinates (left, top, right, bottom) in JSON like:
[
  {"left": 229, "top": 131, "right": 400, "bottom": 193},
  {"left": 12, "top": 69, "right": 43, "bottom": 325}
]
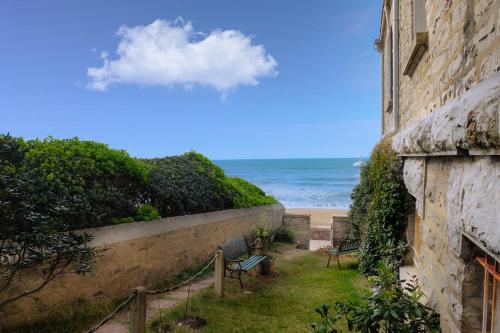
[
  {"left": 331, "top": 215, "right": 351, "bottom": 245},
  {"left": 282, "top": 214, "right": 310, "bottom": 249},
  {"left": 1, "top": 204, "right": 285, "bottom": 328},
  {"left": 310, "top": 227, "right": 330, "bottom": 241}
]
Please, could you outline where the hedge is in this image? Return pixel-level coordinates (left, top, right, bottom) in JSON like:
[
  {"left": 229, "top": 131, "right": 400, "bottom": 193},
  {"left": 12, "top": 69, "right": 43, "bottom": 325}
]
[
  {"left": 0, "top": 135, "right": 276, "bottom": 230},
  {"left": 28, "top": 137, "right": 149, "bottom": 228},
  {"left": 349, "top": 139, "right": 410, "bottom": 275},
  {"left": 145, "top": 152, "right": 276, "bottom": 217}
]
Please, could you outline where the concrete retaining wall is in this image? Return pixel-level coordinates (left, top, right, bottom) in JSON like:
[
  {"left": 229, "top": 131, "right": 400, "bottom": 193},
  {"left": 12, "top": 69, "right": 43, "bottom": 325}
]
[
  {"left": 0, "top": 204, "right": 285, "bottom": 328},
  {"left": 282, "top": 214, "right": 310, "bottom": 249}
]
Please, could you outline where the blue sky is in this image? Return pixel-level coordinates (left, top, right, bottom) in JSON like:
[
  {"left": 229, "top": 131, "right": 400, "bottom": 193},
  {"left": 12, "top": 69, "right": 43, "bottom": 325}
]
[{"left": 1, "top": 0, "right": 381, "bottom": 159}]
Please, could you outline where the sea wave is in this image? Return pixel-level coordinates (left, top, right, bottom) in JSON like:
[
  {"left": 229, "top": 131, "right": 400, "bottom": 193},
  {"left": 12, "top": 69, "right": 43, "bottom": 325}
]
[{"left": 216, "top": 158, "right": 364, "bottom": 208}]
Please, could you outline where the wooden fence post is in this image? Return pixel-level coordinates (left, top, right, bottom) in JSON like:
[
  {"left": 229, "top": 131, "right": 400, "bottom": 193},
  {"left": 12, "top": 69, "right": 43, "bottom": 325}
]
[
  {"left": 130, "top": 286, "right": 146, "bottom": 333},
  {"left": 215, "top": 250, "right": 225, "bottom": 298}
]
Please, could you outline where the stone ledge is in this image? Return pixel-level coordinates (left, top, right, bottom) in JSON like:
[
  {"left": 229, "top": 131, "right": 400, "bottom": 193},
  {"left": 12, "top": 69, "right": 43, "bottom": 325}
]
[
  {"left": 393, "top": 71, "right": 500, "bottom": 155},
  {"left": 82, "top": 204, "right": 285, "bottom": 247}
]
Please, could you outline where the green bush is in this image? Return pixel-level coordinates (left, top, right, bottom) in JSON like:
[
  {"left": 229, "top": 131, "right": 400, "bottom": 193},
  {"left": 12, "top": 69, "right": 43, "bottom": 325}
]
[
  {"left": 135, "top": 204, "right": 160, "bottom": 221},
  {"left": 145, "top": 152, "right": 276, "bottom": 217},
  {"left": 145, "top": 152, "right": 234, "bottom": 217},
  {"left": 311, "top": 263, "right": 440, "bottom": 333},
  {"left": 21, "top": 137, "right": 148, "bottom": 228},
  {"left": 274, "top": 226, "right": 295, "bottom": 243},
  {"left": 253, "top": 225, "right": 272, "bottom": 241},
  {"left": 225, "top": 177, "right": 277, "bottom": 208},
  {"left": 1, "top": 136, "right": 276, "bottom": 229},
  {"left": 349, "top": 139, "right": 410, "bottom": 275}
]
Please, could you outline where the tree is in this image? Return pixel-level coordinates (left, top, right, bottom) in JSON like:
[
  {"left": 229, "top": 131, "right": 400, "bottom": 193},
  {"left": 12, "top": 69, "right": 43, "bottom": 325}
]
[{"left": 0, "top": 135, "right": 96, "bottom": 312}]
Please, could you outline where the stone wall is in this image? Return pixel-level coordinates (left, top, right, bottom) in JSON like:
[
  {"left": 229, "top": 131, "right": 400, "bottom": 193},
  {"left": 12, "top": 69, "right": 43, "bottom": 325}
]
[
  {"left": 282, "top": 214, "right": 311, "bottom": 249},
  {"left": 401, "top": 155, "right": 499, "bottom": 333},
  {"left": 0, "top": 204, "right": 285, "bottom": 328},
  {"left": 378, "top": 1, "right": 500, "bottom": 331},
  {"left": 398, "top": 0, "right": 500, "bottom": 132},
  {"left": 330, "top": 215, "right": 351, "bottom": 245}
]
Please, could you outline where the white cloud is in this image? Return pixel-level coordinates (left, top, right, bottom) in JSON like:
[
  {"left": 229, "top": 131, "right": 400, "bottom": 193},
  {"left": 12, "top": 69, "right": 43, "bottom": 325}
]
[{"left": 87, "top": 19, "right": 278, "bottom": 93}]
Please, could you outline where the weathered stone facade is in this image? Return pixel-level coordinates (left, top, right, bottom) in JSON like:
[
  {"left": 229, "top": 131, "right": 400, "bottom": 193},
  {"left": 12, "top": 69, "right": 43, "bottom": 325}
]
[{"left": 378, "top": 1, "right": 499, "bottom": 332}]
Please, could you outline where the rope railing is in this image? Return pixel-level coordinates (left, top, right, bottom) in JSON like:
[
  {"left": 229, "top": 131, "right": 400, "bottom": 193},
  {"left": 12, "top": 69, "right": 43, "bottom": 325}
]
[
  {"left": 146, "top": 252, "right": 218, "bottom": 295},
  {"left": 85, "top": 251, "right": 220, "bottom": 333},
  {"left": 86, "top": 292, "right": 136, "bottom": 333}
]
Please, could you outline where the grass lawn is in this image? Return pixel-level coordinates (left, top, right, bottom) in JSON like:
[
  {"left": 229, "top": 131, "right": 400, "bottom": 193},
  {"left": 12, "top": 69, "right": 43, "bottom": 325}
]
[{"left": 149, "top": 244, "right": 365, "bottom": 333}]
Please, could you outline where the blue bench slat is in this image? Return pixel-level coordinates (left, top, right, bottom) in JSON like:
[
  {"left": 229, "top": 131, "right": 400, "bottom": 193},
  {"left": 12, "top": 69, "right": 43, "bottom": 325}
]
[
  {"left": 330, "top": 239, "right": 360, "bottom": 255},
  {"left": 240, "top": 255, "right": 266, "bottom": 271}
]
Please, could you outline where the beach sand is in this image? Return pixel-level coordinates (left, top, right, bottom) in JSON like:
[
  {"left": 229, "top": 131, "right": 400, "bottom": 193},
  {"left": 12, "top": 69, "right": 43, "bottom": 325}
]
[{"left": 286, "top": 208, "right": 348, "bottom": 227}]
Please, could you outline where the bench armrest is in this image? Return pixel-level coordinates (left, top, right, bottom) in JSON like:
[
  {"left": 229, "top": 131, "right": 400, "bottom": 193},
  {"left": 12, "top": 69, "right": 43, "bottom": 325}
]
[{"left": 224, "top": 259, "right": 243, "bottom": 270}]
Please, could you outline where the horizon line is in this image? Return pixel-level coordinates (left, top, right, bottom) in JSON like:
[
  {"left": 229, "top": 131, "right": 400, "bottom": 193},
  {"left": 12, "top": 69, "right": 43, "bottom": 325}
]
[{"left": 213, "top": 156, "right": 369, "bottom": 161}]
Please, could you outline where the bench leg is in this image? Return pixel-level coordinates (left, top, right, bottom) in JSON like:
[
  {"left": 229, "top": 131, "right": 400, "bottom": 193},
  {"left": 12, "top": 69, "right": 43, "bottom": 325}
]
[
  {"left": 238, "top": 271, "right": 244, "bottom": 289},
  {"left": 327, "top": 253, "right": 332, "bottom": 268}
]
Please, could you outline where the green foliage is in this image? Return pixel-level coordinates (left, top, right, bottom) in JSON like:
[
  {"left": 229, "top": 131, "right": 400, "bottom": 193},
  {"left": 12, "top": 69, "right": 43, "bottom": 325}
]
[
  {"left": 145, "top": 151, "right": 234, "bottom": 217},
  {"left": 348, "top": 162, "right": 371, "bottom": 240},
  {"left": 21, "top": 136, "right": 148, "bottom": 228},
  {"left": 110, "top": 217, "right": 135, "bottom": 224},
  {"left": 145, "top": 152, "right": 275, "bottom": 217},
  {"left": 225, "top": 177, "right": 277, "bottom": 208},
  {"left": 135, "top": 204, "right": 160, "bottom": 221},
  {"left": 253, "top": 225, "right": 272, "bottom": 242},
  {"left": 1, "top": 136, "right": 275, "bottom": 228},
  {"left": 311, "top": 263, "right": 441, "bottom": 333},
  {"left": 0, "top": 134, "right": 96, "bottom": 312},
  {"left": 349, "top": 139, "right": 410, "bottom": 275},
  {"left": 274, "top": 226, "right": 295, "bottom": 243}
]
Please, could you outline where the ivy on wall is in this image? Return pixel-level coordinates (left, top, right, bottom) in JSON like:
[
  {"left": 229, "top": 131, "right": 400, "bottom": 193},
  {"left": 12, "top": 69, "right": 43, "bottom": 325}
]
[{"left": 349, "top": 139, "right": 410, "bottom": 275}]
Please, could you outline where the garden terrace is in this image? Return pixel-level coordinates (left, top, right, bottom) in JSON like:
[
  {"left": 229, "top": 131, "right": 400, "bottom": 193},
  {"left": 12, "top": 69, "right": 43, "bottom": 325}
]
[{"left": 149, "top": 244, "right": 364, "bottom": 333}]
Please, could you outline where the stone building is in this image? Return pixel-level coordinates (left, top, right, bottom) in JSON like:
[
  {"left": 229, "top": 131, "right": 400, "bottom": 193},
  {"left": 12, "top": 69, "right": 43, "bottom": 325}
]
[{"left": 376, "top": 0, "right": 499, "bottom": 332}]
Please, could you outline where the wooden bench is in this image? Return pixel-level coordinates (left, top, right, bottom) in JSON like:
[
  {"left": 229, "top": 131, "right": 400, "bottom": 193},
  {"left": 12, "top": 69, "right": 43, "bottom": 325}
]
[
  {"left": 327, "top": 238, "right": 361, "bottom": 269},
  {"left": 218, "top": 235, "right": 267, "bottom": 288}
]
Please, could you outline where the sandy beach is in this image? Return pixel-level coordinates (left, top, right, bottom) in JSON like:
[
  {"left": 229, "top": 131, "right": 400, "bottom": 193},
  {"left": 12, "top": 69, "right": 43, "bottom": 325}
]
[{"left": 286, "top": 208, "right": 348, "bottom": 227}]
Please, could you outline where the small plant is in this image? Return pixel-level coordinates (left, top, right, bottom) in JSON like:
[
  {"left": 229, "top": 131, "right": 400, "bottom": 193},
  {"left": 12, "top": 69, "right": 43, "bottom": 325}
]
[
  {"left": 253, "top": 226, "right": 273, "bottom": 253},
  {"left": 311, "top": 263, "right": 441, "bottom": 333},
  {"left": 274, "top": 226, "right": 295, "bottom": 243},
  {"left": 253, "top": 226, "right": 272, "bottom": 242},
  {"left": 135, "top": 204, "right": 161, "bottom": 221}
]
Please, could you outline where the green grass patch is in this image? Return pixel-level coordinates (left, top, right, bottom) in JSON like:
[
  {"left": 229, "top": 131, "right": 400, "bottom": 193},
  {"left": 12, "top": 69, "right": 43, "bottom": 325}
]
[
  {"left": 149, "top": 250, "right": 365, "bottom": 333},
  {"left": 5, "top": 297, "right": 122, "bottom": 333}
]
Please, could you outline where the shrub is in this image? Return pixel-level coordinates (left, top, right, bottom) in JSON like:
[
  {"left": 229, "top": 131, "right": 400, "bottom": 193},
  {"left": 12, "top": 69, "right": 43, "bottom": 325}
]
[
  {"left": 225, "top": 177, "right": 277, "bottom": 208},
  {"left": 349, "top": 139, "right": 410, "bottom": 275},
  {"left": 145, "top": 152, "right": 276, "bottom": 217},
  {"left": 274, "top": 226, "right": 295, "bottom": 243},
  {"left": 22, "top": 137, "right": 148, "bottom": 228},
  {"left": 145, "top": 152, "right": 234, "bottom": 217},
  {"left": 348, "top": 162, "right": 371, "bottom": 240},
  {"left": 135, "top": 204, "right": 160, "bottom": 221},
  {"left": 0, "top": 134, "right": 96, "bottom": 312},
  {"left": 253, "top": 225, "right": 272, "bottom": 241},
  {"left": 311, "top": 263, "right": 441, "bottom": 333}
]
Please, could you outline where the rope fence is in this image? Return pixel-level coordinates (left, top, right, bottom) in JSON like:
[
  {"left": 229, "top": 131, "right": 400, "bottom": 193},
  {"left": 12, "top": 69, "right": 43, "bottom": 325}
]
[{"left": 85, "top": 251, "right": 220, "bottom": 333}]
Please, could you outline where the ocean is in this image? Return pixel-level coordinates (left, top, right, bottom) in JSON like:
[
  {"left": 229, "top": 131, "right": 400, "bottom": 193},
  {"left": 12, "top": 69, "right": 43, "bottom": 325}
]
[{"left": 215, "top": 158, "right": 366, "bottom": 209}]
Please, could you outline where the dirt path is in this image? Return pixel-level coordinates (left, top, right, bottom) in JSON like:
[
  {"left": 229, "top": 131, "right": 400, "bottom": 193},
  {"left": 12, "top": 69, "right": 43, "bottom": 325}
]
[{"left": 94, "top": 277, "right": 215, "bottom": 333}]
